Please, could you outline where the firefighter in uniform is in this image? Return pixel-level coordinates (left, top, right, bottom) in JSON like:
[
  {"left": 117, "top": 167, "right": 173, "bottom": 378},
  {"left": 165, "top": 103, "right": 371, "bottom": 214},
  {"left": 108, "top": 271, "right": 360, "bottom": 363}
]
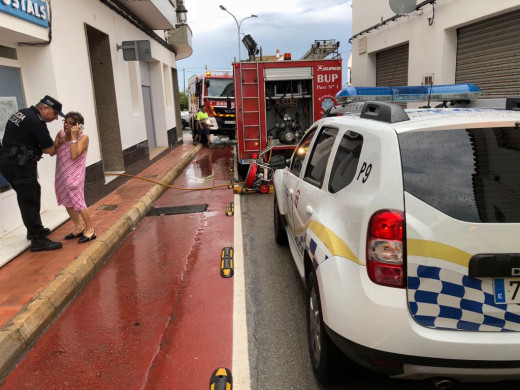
[
  {"left": 0, "top": 95, "right": 65, "bottom": 252},
  {"left": 195, "top": 105, "right": 210, "bottom": 145}
]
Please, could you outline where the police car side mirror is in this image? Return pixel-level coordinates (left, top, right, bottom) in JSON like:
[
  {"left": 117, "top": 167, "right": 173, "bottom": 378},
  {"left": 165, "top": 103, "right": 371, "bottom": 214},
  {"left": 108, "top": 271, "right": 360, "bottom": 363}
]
[{"left": 270, "top": 154, "right": 287, "bottom": 170}]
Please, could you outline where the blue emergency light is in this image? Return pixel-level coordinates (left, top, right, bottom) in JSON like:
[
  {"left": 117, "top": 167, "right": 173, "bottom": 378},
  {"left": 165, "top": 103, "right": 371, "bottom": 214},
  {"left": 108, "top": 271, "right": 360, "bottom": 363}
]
[{"left": 335, "top": 83, "right": 482, "bottom": 104}]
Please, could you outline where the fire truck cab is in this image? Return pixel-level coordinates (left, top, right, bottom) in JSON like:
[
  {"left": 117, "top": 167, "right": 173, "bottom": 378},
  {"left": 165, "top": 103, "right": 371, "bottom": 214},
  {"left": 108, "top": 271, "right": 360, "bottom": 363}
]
[{"left": 187, "top": 70, "right": 236, "bottom": 138}]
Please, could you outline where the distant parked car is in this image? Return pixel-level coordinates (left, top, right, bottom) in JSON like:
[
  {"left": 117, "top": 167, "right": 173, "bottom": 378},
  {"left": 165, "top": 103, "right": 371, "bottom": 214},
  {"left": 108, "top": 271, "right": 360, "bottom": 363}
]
[{"left": 181, "top": 111, "right": 189, "bottom": 129}]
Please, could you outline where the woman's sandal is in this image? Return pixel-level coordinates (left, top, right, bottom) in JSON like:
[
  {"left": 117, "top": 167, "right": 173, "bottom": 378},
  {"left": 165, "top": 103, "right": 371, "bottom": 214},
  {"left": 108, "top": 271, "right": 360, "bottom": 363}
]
[
  {"left": 78, "top": 230, "right": 96, "bottom": 243},
  {"left": 65, "top": 230, "right": 84, "bottom": 240}
]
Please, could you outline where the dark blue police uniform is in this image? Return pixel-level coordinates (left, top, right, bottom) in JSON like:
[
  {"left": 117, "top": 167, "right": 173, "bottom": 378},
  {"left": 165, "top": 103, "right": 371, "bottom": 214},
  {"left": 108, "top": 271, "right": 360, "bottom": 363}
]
[{"left": 0, "top": 106, "right": 56, "bottom": 242}]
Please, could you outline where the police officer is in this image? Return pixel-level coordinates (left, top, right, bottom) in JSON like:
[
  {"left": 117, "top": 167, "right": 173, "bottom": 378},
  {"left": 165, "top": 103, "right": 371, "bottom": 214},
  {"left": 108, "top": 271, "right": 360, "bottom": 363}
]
[{"left": 0, "top": 95, "right": 64, "bottom": 252}]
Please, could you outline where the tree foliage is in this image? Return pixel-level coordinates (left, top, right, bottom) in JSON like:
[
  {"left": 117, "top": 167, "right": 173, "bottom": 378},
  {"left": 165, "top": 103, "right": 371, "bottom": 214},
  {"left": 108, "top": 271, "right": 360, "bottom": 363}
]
[{"left": 179, "top": 91, "right": 188, "bottom": 111}]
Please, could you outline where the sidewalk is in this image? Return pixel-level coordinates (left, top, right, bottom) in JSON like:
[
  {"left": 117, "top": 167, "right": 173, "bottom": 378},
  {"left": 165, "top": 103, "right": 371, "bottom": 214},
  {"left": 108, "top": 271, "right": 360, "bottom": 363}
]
[{"left": 0, "top": 136, "right": 202, "bottom": 379}]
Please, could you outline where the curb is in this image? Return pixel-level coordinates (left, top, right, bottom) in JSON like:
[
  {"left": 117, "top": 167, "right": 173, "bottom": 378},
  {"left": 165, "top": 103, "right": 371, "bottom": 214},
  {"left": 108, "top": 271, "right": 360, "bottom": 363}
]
[{"left": 0, "top": 144, "right": 202, "bottom": 379}]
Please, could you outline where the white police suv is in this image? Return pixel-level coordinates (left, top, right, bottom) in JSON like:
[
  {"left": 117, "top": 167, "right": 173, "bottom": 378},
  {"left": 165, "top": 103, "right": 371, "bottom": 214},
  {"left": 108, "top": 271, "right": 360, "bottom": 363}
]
[{"left": 272, "top": 84, "right": 520, "bottom": 386}]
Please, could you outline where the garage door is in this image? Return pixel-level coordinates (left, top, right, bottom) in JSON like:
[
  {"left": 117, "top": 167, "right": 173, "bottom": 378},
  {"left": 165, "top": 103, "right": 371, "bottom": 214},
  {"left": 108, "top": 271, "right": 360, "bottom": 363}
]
[
  {"left": 376, "top": 43, "right": 409, "bottom": 86},
  {"left": 456, "top": 10, "right": 520, "bottom": 98}
]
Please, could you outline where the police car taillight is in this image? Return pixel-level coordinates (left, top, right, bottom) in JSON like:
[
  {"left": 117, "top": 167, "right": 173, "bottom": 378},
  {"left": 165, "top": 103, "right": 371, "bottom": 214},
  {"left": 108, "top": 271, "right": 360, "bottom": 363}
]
[{"left": 366, "top": 210, "right": 405, "bottom": 288}]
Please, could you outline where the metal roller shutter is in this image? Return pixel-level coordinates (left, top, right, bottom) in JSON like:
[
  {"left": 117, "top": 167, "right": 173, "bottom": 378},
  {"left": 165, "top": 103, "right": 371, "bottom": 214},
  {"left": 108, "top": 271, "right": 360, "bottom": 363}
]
[
  {"left": 264, "top": 67, "right": 313, "bottom": 81},
  {"left": 456, "top": 10, "right": 520, "bottom": 98},
  {"left": 376, "top": 43, "right": 409, "bottom": 86}
]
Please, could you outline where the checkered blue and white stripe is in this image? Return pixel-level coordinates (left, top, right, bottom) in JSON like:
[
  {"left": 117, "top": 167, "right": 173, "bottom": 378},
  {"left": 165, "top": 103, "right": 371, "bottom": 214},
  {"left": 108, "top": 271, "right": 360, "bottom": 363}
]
[
  {"left": 296, "top": 230, "right": 330, "bottom": 270},
  {"left": 408, "top": 263, "right": 520, "bottom": 332}
]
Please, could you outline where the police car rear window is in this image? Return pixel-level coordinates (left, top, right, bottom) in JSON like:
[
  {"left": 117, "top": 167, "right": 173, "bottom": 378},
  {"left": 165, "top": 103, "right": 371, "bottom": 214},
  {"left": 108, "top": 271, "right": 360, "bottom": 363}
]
[{"left": 398, "top": 127, "right": 520, "bottom": 223}]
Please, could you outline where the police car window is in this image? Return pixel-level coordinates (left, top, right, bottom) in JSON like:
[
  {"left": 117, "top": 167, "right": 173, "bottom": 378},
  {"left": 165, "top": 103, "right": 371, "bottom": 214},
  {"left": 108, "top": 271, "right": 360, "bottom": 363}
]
[
  {"left": 290, "top": 127, "right": 317, "bottom": 176},
  {"left": 399, "top": 127, "right": 520, "bottom": 223},
  {"left": 303, "top": 127, "right": 338, "bottom": 188},
  {"left": 329, "top": 131, "right": 363, "bottom": 193}
]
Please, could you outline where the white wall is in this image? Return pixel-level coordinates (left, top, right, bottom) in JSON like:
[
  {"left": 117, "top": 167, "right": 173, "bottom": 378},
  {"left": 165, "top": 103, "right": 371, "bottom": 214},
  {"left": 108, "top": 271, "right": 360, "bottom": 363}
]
[
  {"left": 0, "top": 0, "right": 180, "bottom": 236},
  {"left": 351, "top": 0, "right": 520, "bottom": 86}
]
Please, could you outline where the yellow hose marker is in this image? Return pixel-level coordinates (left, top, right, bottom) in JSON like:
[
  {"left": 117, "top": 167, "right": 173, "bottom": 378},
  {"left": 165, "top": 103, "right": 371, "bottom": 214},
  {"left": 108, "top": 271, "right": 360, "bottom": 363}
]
[
  {"left": 226, "top": 202, "right": 234, "bottom": 216},
  {"left": 221, "top": 247, "right": 234, "bottom": 278},
  {"left": 209, "top": 367, "right": 232, "bottom": 390},
  {"left": 232, "top": 184, "right": 275, "bottom": 195}
]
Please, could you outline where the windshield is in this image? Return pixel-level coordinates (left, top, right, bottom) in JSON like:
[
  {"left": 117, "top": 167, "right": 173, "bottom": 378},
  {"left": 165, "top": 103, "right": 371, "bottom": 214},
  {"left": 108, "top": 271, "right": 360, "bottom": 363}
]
[
  {"left": 205, "top": 78, "right": 234, "bottom": 97},
  {"left": 399, "top": 127, "right": 520, "bottom": 223}
]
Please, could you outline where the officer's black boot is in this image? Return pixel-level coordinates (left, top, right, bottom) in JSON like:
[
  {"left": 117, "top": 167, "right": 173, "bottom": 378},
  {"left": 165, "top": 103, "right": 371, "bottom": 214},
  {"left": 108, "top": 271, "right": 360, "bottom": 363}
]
[
  {"left": 30, "top": 236, "right": 63, "bottom": 252},
  {"left": 26, "top": 227, "right": 51, "bottom": 240}
]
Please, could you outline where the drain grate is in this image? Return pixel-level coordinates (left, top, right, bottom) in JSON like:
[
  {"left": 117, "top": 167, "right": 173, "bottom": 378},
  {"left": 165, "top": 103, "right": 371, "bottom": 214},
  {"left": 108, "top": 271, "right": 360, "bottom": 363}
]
[
  {"left": 97, "top": 205, "right": 118, "bottom": 210},
  {"left": 147, "top": 204, "right": 208, "bottom": 216}
]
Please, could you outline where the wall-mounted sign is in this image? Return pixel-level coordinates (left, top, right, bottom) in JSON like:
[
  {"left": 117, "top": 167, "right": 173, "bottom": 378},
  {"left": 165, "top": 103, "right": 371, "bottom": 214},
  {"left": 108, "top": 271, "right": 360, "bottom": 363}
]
[
  {"left": 1, "top": 0, "right": 49, "bottom": 28},
  {"left": 118, "top": 41, "right": 151, "bottom": 61}
]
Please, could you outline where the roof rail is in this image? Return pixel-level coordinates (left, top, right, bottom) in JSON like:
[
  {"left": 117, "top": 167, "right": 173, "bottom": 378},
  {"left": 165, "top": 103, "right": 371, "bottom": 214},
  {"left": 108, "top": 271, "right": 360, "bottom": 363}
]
[
  {"left": 323, "top": 101, "right": 409, "bottom": 123},
  {"left": 360, "top": 102, "right": 410, "bottom": 123},
  {"left": 335, "top": 83, "right": 481, "bottom": 104}
]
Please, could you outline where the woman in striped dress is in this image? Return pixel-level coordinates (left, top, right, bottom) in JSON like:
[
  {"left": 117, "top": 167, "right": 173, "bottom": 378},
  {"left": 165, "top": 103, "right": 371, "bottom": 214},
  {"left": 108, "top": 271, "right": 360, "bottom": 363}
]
[{"left": 54, "top": 112, "right": 95, "bottom": 243}]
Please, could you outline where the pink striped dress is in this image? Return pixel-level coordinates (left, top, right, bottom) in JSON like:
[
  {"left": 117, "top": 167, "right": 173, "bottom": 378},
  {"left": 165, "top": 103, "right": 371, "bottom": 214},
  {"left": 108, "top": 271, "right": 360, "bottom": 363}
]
[{"left": 55, "top": 131, "right": 88, "bottom": 210}]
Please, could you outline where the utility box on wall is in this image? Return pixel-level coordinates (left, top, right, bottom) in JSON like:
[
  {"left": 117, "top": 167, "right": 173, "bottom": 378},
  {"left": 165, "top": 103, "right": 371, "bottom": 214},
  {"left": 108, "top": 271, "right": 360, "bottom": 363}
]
[{"left": 118, "top": 40, "right": 151, "bottom": 61}]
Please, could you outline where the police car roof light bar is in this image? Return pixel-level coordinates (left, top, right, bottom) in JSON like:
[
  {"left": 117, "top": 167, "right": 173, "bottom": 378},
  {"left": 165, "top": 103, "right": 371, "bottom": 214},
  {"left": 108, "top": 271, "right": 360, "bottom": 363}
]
[{"left": 335, "top": 83, "right": 482, "bottom": 104}]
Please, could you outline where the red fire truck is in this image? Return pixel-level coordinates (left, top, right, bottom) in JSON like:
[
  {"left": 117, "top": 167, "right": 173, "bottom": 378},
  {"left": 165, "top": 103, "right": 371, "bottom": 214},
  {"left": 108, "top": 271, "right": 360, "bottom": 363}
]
[
  {"left": 187, "top": 70, "right": 235, "bottom": 138},
  {"left": 233, "top": 58, "right": 342, "bottom": 174}
]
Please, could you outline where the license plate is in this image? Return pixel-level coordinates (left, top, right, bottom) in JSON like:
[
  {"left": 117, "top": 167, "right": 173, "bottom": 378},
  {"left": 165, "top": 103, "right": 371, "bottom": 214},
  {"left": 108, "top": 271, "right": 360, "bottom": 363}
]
[
  {"left": 224, "top": 121, "right": 235, "bottom": 124},
  {"left": 494, "top": 278, "right": 520, "bottom": 304}
]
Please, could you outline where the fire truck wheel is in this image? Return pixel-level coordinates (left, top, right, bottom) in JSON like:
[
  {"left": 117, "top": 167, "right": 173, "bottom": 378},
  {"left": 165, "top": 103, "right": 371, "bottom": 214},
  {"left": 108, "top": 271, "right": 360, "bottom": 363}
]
[{"left": 245, "top": 163, "right": 258, "bottom": 188}]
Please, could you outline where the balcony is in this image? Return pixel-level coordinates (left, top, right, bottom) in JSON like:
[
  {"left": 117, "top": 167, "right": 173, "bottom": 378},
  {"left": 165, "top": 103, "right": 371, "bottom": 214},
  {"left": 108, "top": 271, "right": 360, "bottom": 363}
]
[
  {"left": 120, "top": 0, "right": 176, "bottom": 30},
  {"left": 166, "top": 24, "right": 193, "bottom": 60}
]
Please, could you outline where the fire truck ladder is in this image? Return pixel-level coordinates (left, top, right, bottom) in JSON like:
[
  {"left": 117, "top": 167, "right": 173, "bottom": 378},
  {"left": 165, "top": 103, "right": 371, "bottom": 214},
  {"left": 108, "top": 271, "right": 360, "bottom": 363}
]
[
  {"left": 239, "top": 61, "right": 262, "bottom": 158},
  {"left": 300, "top": 39, "right": 340, "bottom": 60}
]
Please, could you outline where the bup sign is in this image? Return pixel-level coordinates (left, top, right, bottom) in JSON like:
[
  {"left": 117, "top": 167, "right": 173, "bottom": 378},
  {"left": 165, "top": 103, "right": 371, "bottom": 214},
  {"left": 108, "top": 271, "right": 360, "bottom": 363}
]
[
  {"left": 317, "top": 74, "right": 339, "bottom": 83},
  {"left": 313, "top": 62, "right": 342, "bottom": 118}
]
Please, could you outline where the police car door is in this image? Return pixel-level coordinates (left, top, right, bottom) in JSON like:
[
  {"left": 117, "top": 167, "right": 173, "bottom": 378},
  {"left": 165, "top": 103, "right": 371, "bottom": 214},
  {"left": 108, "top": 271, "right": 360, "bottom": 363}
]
[
  {"left": 284, "top": 127, "right": 319, "bottom": 242},
  {"left": 292, "top": 126, "right": 338, "bottom": 271}
]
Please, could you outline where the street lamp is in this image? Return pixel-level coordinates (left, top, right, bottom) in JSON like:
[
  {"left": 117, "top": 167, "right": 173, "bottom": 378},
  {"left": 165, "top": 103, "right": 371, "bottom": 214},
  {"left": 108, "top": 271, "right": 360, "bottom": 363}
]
[
  {"left": 219, "top": 5, "right": 257, "bottom": 63},
  {"left": 219, "top": 5, "right": 257, "bottom": 143},
  {"left": 176, "top": 1, "right": 188, "bottom": 25}
]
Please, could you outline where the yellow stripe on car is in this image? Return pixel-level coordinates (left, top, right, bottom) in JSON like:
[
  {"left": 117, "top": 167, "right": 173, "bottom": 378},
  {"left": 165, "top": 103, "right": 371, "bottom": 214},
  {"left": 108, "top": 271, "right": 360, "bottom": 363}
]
[
  {"left": 309, "top": 220, "right": 363, "bottom": 265},
  {"left": 407, "top": 239, "right": 472, "bottom": 268}
]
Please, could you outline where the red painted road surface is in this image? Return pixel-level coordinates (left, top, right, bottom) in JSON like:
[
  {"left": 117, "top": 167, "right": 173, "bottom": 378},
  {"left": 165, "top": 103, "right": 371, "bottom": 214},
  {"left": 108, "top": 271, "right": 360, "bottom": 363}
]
[{"left": 1, "top": 146, "right": 235, "bottom": 389}]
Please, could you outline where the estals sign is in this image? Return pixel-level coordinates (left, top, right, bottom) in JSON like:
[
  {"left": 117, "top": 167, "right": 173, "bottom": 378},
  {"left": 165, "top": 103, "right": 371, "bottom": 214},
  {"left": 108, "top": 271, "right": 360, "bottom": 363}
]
[{"left": 1, "top": 0, "right": 49, "bottom": 28}]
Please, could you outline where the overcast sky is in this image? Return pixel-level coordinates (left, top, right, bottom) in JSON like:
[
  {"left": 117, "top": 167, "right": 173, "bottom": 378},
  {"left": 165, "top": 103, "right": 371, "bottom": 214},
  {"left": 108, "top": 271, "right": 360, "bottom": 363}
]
[{"left": 177, "top": 0, "right": 353, "bottom": 90}]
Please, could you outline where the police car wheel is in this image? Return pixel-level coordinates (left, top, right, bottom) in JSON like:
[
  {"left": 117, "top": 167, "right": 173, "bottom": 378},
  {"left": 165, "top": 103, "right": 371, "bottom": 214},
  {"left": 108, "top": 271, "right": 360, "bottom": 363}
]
[
  {"left": 274, "top": 196, "right": 288, "bottom": 245},
  {"left": 306, "top": 271, "right": 343, "bottom": 384}
]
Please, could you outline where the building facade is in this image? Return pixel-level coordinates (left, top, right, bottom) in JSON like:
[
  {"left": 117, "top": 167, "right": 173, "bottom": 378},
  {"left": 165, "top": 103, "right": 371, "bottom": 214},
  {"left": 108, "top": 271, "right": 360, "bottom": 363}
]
[
  {"left": 350, "top": 0, "right": 520, "bottom": 98},
  {"left": 0, "top": 0, "right": 192, "bottom": 256}
]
